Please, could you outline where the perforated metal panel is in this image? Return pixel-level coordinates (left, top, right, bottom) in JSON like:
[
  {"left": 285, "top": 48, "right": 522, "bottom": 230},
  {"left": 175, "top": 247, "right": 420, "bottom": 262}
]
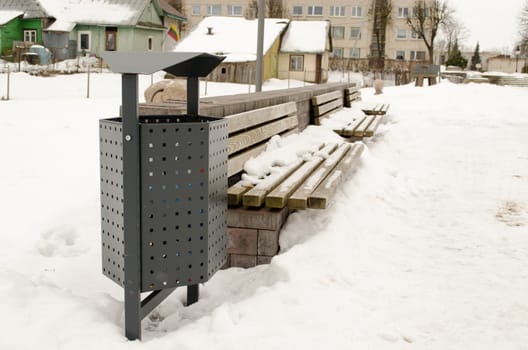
[
  {"left": 99, "top": 115, "right": 228, "bottom": 292},
  {"left": 99, "top": 119, "right": 125, "bottom": 287}
]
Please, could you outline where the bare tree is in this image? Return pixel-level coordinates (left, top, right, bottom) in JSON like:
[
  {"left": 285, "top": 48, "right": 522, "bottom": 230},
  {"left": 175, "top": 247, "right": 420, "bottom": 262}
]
[
  {"left": 246, "top": 0, "right": 286, "bottom": 19},
  {"left": 406, "top": 0, "right": 452, "bottom": 63},
  {"left": 368, "top": 0, "right": 392, "bottom": 70},
  {"left": 520, "top": 0, "right": 528, "bottom": 55}
]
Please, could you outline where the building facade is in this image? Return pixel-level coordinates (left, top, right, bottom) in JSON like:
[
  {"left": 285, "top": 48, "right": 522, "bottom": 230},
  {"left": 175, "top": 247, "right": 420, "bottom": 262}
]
[{"left": 180, "top": 0, "right": 429, "bottom": 63}]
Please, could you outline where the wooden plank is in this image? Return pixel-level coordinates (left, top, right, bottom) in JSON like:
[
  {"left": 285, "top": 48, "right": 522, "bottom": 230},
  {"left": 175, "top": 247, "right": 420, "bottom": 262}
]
[
  {"left": 352, "top": 115, "right": 375, "bottom": 137},
  {"left": 339, "top": 116, "right": 366, "bottom": 137},
  {"left": 308, "top": 143, "right": 365, "bottom": 209},
  {"left": 364, "top": 115, "right": 383, "bottom": 137},
  {"left": 313, "top": 98, "right": 343, "bottom": 117},
  {"left": 228, "top": 115, "right": 298, "bottom": 155},
  {"left": 266, "top": 143, "right": 338, "bottom": 209},
  {"left": 228, "top": 129, "right": 298, "bottom": 177},
  {"left": 288, "top": 143, "right": 351, "bottom": 209},
  {"left": 242, "top": 159, "right": 305, "bottom": 207},
  {"left": 225, "top": 102, "right": 297, "bottom": 134},
  {"left": 311, "top": 90, "right": 342, "bottom": 105},
  {"left": 228, "top": 181, "right": 253, "bottom": 206}
]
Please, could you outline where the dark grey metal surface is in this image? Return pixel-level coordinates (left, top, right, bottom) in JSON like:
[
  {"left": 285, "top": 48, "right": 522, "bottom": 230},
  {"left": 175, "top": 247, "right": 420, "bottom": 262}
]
[
  {"left": 101, "top": 52, "right": 225, "bottom": 77},
  {"left": 100, "top": 120, "right": 125, "bottom": 287},
  {"left": 138, "top": 115, "right": 228, "bottom": 292}
]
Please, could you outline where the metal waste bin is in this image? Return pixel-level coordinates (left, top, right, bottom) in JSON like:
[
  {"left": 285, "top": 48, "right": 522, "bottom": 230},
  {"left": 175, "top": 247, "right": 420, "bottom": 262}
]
[{"left": 99, "top": 52, "right": 227, "bottom": 340}]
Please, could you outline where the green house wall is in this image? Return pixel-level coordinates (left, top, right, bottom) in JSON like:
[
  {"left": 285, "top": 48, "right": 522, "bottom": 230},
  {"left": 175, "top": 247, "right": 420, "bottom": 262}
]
[
  {"left": 21, "top": 18, "right": 44, "bottom": 43},
  {"left": 0, "top": 17, "right": 22, "bottom": 56}
]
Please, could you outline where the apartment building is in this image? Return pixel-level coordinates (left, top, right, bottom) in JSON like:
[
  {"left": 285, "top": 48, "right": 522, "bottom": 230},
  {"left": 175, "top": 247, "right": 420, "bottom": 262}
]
[{"left": 181, "top": 0, "right": 429, "bottom": 62}]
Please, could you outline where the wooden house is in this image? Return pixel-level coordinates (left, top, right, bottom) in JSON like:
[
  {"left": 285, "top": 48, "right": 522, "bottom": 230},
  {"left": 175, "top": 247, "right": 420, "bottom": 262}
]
[{"left": 0, "top": 0, "right": 52, "bottom": 58}]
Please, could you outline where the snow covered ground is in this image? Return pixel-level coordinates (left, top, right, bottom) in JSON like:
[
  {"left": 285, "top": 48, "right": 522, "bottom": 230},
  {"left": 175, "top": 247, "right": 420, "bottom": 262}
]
[{"left": 0, "top": 71, "right": 527, "bottom": 349}]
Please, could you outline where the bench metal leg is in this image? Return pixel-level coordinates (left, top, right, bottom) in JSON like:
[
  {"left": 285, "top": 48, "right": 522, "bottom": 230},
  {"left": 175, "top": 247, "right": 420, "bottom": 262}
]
[{"left": 187, "top": 284, "right": 199, "bottom": 306}]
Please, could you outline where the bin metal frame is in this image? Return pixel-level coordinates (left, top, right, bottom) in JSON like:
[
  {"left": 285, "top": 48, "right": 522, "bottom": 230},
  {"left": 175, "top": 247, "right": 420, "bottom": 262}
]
[{"left": 100, "top": 52, "right": 226, "bottom": 341}]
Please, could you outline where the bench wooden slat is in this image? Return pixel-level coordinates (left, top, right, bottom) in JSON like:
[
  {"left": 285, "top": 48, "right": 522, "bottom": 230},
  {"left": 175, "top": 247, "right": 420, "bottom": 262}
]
[
  {"left": 226, "top": 102, "right": 297, "bottom": 134},
  {"left": 228, "top": 129, "right": 298, "bottom": 177},
  {"left": 228, "top": 115, "right": 298, "bottom": 155},
  {"left": 266, "top": 143, "right": 338, "bottom": 209},
  {"left": 313, "top": 99, "right": 343, "bottom": 118},
  {"left": 243, "top": 159, "right": 305, "bottom": 207},
  {"left": 308, "top": 143, "right": 365, "bottom": 209},
  {"left": 311, "top": 90, "right": 342, "bottom": 105},
  {"left": 352, "top": 115, "right": 375, "bottom": 137},
  {"left": 227, "top": 181, "right": 253, "bottom": 206},
  {"left": 362, "top": 104, "right": 390, "bottom": 116},
  {"left": 288, "top": 143, "right": 351, "bottom": 209},
  {"left": 337, "top": 116, "right": 366, "bottom": 137},
  {"left": 364, "top": 115, "right": 383, "bottom": 137}
]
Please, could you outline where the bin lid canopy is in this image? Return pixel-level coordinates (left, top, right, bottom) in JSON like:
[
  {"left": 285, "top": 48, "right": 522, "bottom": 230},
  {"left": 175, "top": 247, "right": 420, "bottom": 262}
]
[{"left": 101, "top": 51, "right": 225, "bottom": 77}]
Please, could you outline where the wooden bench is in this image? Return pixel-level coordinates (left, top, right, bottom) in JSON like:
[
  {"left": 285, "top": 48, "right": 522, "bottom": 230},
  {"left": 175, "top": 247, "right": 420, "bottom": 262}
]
[
  {"left": 311, "top": 90, "right": 344, "bottom": 125},
  {"left": 344, "top": 87, "right": 362, "bottom": 107},
  {"left": 226, "top": 102, "right": 364, "bottom": 210},
  {"left": 362, "top": 103, "right": 390, "bottom": 116},
  {"left": 333, "top": 115, "right": 384, "bottom": 139}
]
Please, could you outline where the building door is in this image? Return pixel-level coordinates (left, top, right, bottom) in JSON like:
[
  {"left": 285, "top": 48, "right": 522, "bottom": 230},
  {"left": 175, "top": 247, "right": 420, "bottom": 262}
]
[
  {"left": 315, "top": 54, "right": 322, "bottom": 84},
  {"left": 105, "top": 27, "right": 117, "bottom": 51}
]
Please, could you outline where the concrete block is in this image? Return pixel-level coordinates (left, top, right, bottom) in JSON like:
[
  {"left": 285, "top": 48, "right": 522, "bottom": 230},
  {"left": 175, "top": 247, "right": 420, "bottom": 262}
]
[
  {"left": 230, "top": 254, "right": 257, "bottom": 268},
  {"left": 257, "top": 255, "right": 273, "bottom": 265},
  {"left": 228, "top": 228, "right": 257, "bottom": 255},
  {"left": 228, "top": 206, "right": 290, "bottom": 231},
  {"left": 257, "top": 229, "right": 279, "bottom": 256}
]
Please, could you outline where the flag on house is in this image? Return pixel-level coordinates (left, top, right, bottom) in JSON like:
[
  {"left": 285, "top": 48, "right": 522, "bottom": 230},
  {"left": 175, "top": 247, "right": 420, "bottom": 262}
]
[{"left": 168, "top": 24, "right": 180, "bottom": 42}]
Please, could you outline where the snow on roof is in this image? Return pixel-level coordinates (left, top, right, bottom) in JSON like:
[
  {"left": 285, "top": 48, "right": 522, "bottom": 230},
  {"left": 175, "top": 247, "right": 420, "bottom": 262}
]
[
  {"left": 0, "top": 0, "right": 49, "bottom": 19},
  {"left": 173, "top": 16, "right": 289, "bottom": 63},
  {"left": 40, "top": 0, "right": 149, "bottom": 28},
  {"left": 0, "top": 10, "right": 23, "bottom": 25},
  {"left": 281, "top": 20, "right": 330, "bottom": 53}
]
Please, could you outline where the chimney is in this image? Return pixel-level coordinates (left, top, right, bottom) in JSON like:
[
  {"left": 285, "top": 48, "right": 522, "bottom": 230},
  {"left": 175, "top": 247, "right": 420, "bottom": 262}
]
[{"left": 206, "top": 27, "right": 214, "bottom": 35}]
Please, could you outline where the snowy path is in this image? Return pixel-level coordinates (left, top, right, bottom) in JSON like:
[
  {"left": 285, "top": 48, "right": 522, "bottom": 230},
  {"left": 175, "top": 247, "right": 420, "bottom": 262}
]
[{"left": 0, "top": 74, "right": 527, "bottom": 349}]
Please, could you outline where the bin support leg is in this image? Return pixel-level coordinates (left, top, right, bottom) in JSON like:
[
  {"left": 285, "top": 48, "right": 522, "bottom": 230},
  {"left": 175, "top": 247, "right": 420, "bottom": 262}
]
[{"left": 187, "top": 284, "right": 199, "bottom": 306}]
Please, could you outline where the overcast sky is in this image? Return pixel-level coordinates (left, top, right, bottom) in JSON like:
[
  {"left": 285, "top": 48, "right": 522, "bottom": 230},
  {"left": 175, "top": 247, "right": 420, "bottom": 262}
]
[{"left": 452, "top": 0, "right": 525, "bottom": 52}]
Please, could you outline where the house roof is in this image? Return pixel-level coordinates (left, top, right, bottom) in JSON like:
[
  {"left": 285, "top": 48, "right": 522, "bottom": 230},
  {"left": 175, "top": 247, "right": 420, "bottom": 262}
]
[
  {"left": 173, "top": 16, "right": 289, "bottom": 63},
  {"left": 40, "top": 0, "right": 154, "bottom": 31},
  {"left": 156, "top": 0, "right": 186, "bottom": 21},
  {"left": 0, "top": 0, "right": 50, "bottom": 19},
  {"left": 280, "top": 20, "right": 330, "bottom": 54},
  {"left": 0, "top": 10, "right": 23, "bottom": 25}
]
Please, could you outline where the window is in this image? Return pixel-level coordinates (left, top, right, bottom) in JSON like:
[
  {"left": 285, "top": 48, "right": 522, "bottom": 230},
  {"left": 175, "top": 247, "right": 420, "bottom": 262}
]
[
  {"left": 396, "top": 50, "right": 405, "bottom": 59},
  {"left": 396, "top": 28, "right": 407, "bottom": 39},
  {"left": 332, "top": 47, "right": 344, "bottom": 58},
  {"left": 191, "top": 5, "right": 200, "bottom": 15},
  {"left": 105, "top": 27, "right": 117, "bottom": 51},
  {"left": 412, "top": 7, "right": 430, "bottom": 17},
  {"left": 292, "top": 6, "right": 303, "bottom": 16},
  {"left": 227, "top": 5, "right": 242, "bottom": 16},
  {"left": 351, "top": 6, "right": 362, "bottom": 17},
  {"left": 148, "top": 37, "right": 153, "bottom": 51},
  {"left": 411, "top": 30, "right": 421, "bottom": 39},
  {"left": 207, "top": 4, "right": 221, "bottom": 15},
  {"left": 23, "top": 30, "right": 37, "bottom": 43},
  {"left": 331, "top": 26, "right": 344, "bottom": 39},
  {"left": 398, "top": 7, "right": 409, "bottom": 18},
  {"left": 349, "top": 47, "right": 360, "bottom": 58},
  {"left": 78, "top": 31, "right": 91, "bottom": 51},
  {"left": 350, "top": 27, "right": 361, "bottom": 39},
  {"left": 307, "top": 5, "right": 323, "bottom": 16},
  {"left": 329, "top": 6, "right": 345, "bottom": 17},
  {"left": 410, "top": 50, "right": 426, "bottom": 60},
  {"left": 290, "top": 55, "right": 304, "bottom": 71}
]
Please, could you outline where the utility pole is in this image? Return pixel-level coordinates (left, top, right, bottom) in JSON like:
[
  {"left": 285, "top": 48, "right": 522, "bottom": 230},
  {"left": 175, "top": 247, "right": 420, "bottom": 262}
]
[{"left": 255, "top": 0, "right": 265, "bottom": 92}]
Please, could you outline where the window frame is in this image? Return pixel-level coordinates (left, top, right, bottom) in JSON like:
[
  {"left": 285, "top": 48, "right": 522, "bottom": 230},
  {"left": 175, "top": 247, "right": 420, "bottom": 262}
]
[
  {"left": 329, "top": 6, "right": 345, "bottom": 17},
  {"left": 398, "top": 7, "right": 409, "bottom": 18},
  {"left": 307, "top": 5, "right": 323, "bottom": 16},
  {"left": 331, "top": 26, "right": 345, "bottom": 39},
  {"left": 350, "top": 6, "right": 362, "bottom": 17},
  {"left": 349, "top": 47, "right": 360, "bottom": 58},
  {"left": 396, "top": 28, "right": 407, "bottom": 39},
  {"left": 227, "top": 4, "right": 243, "bottom": 16},
  {"left": 191, "top": 5, "right": 201, "bottom": 15},
  {"left": 292, "top": 5, "right": 303, "bottom": 16},
  {"left": 78, "top": 31, "right": 91, "bottom": 51},
  {"left": 23, "top": 30, "right": 37, "bottom": 43},
  {"left": 332, "top": 47, "right": 344, "bottom": 58},
  {"left": 290, "top": 54, "right": 304, "bottom": 71},
  {"left": 350, "top": 27, "right": 361, "bottom": 39},
  {"left": 396, "top": 50, "right": 405, "bottom": 60},
  {"left": 207, "top": 4, "right": 222, "bottom": 16}
]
